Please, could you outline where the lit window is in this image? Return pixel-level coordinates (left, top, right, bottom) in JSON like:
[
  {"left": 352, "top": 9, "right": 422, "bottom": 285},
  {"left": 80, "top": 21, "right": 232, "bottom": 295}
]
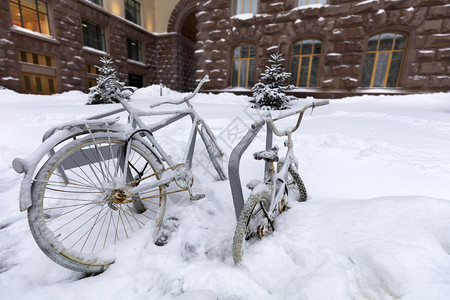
[
  {"left": 82, "top": 19, "right": 105, "bottom": 51},
  {"left": 298, "top": 0, "right": 326, "bottom": 6},
  {"left": 235, "top": 0, "right": 258, "bottom": 14},
  {"left": 21, "top": 73, "right": 57, "bottom": 94},
  {"left": 127, "top": 39, "right": 142, "bottom": 61},
  {"left": 231, "top": 44, "right": 256, "bottom": 87},
  {"left": 125, "top": 0, "right": 141, "bottom": 25},
  {"left": 361, "top": 32, "right": 407, "bottom": 88},
  {"left": 290, "top": 39, "right": 322, "bottom": 87},
  {"left": 18, "top": 50, "right": 54, "bottom": 67},
  {"left": 9, "top": 0, "right": 50, "bottom": 35}
]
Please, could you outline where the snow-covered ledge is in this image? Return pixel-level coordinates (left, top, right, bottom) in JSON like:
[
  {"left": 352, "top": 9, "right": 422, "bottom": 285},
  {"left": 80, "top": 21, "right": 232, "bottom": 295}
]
[
  {"left": 82, "top": 46, "right": 107, "bottom": 56},
  {"left": 10, "top": 25, "right": 59, "bottom": 44},
  {"left": 127, "top": 59, "right": 147, "bottom": 67}
]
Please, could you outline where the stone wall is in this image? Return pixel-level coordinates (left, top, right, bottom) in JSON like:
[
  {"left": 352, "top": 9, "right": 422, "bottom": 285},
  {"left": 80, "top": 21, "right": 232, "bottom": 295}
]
[{"left": 195, "top": 0, "right": 450, "bottom": 93}]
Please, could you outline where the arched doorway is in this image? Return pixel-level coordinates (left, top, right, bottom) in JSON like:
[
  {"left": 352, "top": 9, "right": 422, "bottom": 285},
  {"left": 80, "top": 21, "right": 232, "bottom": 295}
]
[{"left": 168, "top": 1, "right": 198, "bottom": 91}]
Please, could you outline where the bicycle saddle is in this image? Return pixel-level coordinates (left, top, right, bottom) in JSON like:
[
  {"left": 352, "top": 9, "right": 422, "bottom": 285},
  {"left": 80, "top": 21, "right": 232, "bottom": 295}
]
[{"left": 253, "top": 146, "right": 279, "bottom": 162}]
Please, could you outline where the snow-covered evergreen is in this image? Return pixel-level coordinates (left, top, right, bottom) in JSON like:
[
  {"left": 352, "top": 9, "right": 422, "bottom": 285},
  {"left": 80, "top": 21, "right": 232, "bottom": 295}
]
[
  {"left": 87, "top": 56, "right": 136, "bottom": 105},
  {"left": 251, "top": 52, "right": 295, "bottom": 110}
]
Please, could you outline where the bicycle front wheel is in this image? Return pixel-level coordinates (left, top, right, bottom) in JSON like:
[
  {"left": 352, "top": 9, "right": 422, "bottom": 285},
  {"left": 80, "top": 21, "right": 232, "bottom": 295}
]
[
  {"left": 28, "top": 132, "right": 166, "bottom": 273},
  {"left": 232, "top": 191, "right": 270, "bottom": 264}
]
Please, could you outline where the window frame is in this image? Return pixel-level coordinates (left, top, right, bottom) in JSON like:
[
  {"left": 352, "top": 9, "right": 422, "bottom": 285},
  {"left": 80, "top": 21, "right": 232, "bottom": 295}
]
[
  {"left": 9, "top": 0, "right": 51, "bottom": 35},
  {"left": 231, "top": 43, "right": 256, "bottom": 88},
  {"left": 289, "top": 38, "right": 323, "bottom": 88},
  {"left": 125, "top": 0, "right": 141, "bottom": 25},
  {"left": 234, "top": 0, "right": 258, "bottom": 15},
  {"left": 361, "top": 31, "right": 408, "bottom": 88},
  {"left": 82, "top": 18, "right": 106, "bottom": 52},
  {"left": 127, "top": 38, "right": 142, "bottom": 62}
]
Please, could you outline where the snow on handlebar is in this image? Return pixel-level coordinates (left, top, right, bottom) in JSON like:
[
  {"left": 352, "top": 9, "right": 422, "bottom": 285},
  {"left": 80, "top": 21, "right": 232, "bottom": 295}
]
[{"left": 149, "top": 75, "right": 209, "bottom": 108}]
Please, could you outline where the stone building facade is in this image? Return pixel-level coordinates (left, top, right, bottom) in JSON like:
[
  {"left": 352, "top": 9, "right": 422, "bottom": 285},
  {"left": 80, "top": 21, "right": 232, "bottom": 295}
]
[
  {"left": 0, "top": 0, "right": 195, "bottom": 94},
  {"left": 195, "top": 0, "right": 450, "bottom": 97}
]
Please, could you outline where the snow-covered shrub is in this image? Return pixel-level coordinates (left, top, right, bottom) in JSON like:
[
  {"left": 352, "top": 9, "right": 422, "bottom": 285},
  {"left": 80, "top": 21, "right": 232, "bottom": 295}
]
[
  {"left": 87, "top": 56, "right": 136, "bottom": 105},
  {"left": 251, "top": 52, "right": 295, "bottom": 110}
]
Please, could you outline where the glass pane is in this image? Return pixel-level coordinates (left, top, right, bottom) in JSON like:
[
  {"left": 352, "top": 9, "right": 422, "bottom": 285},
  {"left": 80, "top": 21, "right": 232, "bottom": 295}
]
[
  {"left": 394, "top": 33, "right": 407, "bottom": 50},
  {"left": 248, "top": 59, "right": 255, "bottom": 87},
  {"left": 46, "top": 56, "right": 52, "bottom": 67},
  {"left": 21, "top": 7, "right": 39, "bottom": 32},
  {"left": 233, "top": 46, "right": 240, "bottom": 58},
  {"left": 373, "top": 52, "right": 389, "bottom": 87},
  {"left": 240, "top": 44, "right": 249, "bottom": 58},
  {"left": 252, "top": 0, "right": 257, "bottom": 13},
  {"left": 239, "top": 60, "right": 248, "bottom": 87},
  {"left": 37, "top": 1, "right": 47, "bottom": 13},
  {"left": 301, "top": 40, "right": 313, "bottom": 55},
  {"left": 21, "top": 0, "right": 37, "bottom": 9},
  {"left": 290, "top": 57, "right": 299, "bottom": 86},
  {"left": 387, "top": 52, "right": 403, "bottom": 87},
  {"left": 36, "top": 77, "right": 42, "bottom": 92},
  {"left": 379, "top": 33, "right": 395, "bottom": 51},
  {"left": 10, "top": 2, "right": 22, "bottom": 27},
  {"left": 298, "top": 0, "right": 306, "bottom": 6},
  {"left": 232, "top": 60, "right": 239, "bottom": 86},
  {"left": 309, "top": 56, "right": 320, "bottom": 87},
  {"left": 236, "top": 0, "right": 243, "bottom": 14},
  {"left": 367, "top": 35, "right": 379, "bottom": 51},
  {"left": 20, "top": 51, "right": 28, "bottom": 62},
  {"left": 299, "top": 57, "right": 310, "bottom": 87},
  {"left": 48, "top": 78, "right": 55, "bottom": 93},
  {"left": 32, "top": 53, "right": 38, "bottom": 64},
  {"left": 24, "top": 76, "right": 31, "bottom": 91},
  {"left": 243, "top": 0, "right": 250, "bottom": 13},
  {"left": 293, "top": 42, "right": 301, "bottom": 56},
  {"left": 361, "top": 53, "right": 375, "bottom": 87},
  {"left": 313, "top": 40, "right": 322, "bottom": 54},
  {"left": 39, "top": 12, "right": 50, "bottom": 35},
  {"left": 249, "top": 45, "right": 256, "bottom": 58}
]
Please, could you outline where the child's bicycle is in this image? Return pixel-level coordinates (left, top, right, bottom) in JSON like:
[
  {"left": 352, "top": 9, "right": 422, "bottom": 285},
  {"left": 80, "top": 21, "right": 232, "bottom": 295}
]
[
  {"left": 231, "top": 100, "right": 329, "bottom": 264},
  {"left": 12, "top": 76, "right": 225, "bottom": 273}
]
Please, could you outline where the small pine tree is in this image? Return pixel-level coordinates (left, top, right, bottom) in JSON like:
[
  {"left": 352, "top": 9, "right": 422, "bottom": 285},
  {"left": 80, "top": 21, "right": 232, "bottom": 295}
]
[
  {"left": 87, "top": 56, "right": 136, "bottom": 105},
  {"left": 251, "top": 52, "right": 295, "bottom": 110}
]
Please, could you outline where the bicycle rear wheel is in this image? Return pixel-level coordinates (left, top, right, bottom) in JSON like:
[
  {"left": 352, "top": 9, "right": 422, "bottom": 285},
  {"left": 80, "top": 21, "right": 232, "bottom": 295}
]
[
  {"left": 28, "top": 132, "right": 166, "bottom": 273},
  {"left": 232, "top": 191, "right": 270, "bottom": 264}
]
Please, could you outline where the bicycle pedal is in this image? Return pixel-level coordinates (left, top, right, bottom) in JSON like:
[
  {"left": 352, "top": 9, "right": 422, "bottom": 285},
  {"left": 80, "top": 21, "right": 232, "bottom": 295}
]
[{"left": 190, "top": 193, "right": 205, "bottom": 201}]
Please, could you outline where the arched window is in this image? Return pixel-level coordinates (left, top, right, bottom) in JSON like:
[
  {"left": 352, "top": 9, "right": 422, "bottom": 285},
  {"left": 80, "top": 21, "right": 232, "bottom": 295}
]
[
  {"left": 361, "top": 32, "right": 407, "bottom": 88},
  {"left": 231, "top": 44, "right": 256, "bottom": 87},
  {"left": 298, "top": 0, "right": 326, "bottom": 6},
  {"left": 290, "top": 39, "right": 322, "bottom": 87},
  {"left": 235, "top": 0, "right": 258, "bottom": 14}
]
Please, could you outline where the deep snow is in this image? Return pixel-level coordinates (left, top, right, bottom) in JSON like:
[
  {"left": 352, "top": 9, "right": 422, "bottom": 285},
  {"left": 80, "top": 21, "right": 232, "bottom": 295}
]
[{"left": 0, "top": 87, "right": 449, "bottom": 299}]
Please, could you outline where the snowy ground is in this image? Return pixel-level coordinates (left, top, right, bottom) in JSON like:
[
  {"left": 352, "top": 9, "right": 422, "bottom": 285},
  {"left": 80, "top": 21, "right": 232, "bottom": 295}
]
[{"left": 0, "top": 87, "right": 449, "bottom": 299}]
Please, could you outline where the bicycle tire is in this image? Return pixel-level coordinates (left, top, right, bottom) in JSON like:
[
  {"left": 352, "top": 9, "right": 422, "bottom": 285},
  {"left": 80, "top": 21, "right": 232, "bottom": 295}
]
[
  {"left": 28, "top": 132, "right": 166, "bottom": 273},
  {"left": 288, "top": 163, "right": 307, "bottom": 202},
  {"left": 232, "top": 191, "right": 270, "bottom": 264},
  {"left": 199, "top": 125, "right": 226, "bottom": 180}
]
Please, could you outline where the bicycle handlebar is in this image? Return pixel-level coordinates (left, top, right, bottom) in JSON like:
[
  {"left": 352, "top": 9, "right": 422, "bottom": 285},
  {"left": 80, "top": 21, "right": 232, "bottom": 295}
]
[
  {"left": 251, "top": 100, "right": 330, "bottom": 136},
  {"left": 149, "top": 75, "right": 209, "bottom": 108}
]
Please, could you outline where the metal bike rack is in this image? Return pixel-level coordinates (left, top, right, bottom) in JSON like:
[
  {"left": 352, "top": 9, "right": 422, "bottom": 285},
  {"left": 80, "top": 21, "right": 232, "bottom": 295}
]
[{"left": 228, "top": 123, "right": 273, "bottom": 220}]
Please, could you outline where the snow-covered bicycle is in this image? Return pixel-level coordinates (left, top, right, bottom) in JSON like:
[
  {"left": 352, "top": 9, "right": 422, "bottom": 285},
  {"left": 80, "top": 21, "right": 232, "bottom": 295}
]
[
  {"left": 13, "top": 76, "right": 225, "bottom": 273},
  {"left": 231, "top": 100, "right": 329, "bottom": 264}
]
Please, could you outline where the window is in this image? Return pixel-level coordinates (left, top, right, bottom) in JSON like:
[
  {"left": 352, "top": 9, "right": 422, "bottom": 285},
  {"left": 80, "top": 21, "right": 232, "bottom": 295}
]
[
  {"left": 361, "top": 32, "right": 407, "bottom": 88},
  {"left": 235, "top": 0, "right": 258, "bottom": 14},
  {"left": 125, "top": 0, "right": 141, "bottom": 25},
  {"left": 127, "top": 39, "right": 142, "bottom": 61},
  {"left": 86, "top": 64, "right": 101, "bottom": 88},
  {"left": 87, "top": 0, "right": 102, "bottom": 6},
  {"left": 231, "top": 44, "right": 256, "bottom": 87},
  {"left": 298, "top": 0, "right": 326, "bottom": 6},
  {"left": 18, "top": 50, "right": 54, "bottom": 67},
  {"left": 9, "top": 0, "right": 50, "bottom": 35},
  {"left": 21, "top": 73, "right": 57, "bottom": 94},
  {"left": 82, "top": 19, "right": 105, "bottom": 51},
  {"left": 128, "top": 74, "right": 143, "bottom": 88},
  {"left": 290, "top": 39, "right": 322, "bottom": 87}
]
